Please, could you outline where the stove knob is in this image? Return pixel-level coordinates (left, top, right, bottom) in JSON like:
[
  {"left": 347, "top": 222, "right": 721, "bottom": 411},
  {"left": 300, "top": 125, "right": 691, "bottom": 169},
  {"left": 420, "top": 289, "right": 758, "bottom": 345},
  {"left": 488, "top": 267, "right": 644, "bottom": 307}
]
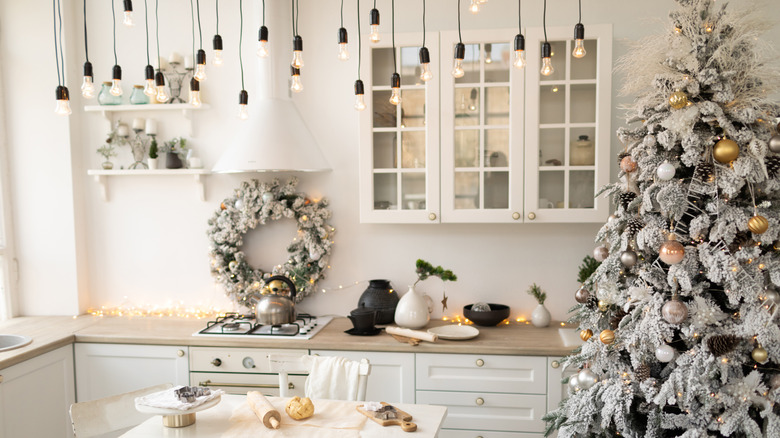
[
  {"left": 242, "top": 357, "right": 256, "bottom": 369},
  {"left": 211, "top": 358, "right": 222, "bottom": 367}
]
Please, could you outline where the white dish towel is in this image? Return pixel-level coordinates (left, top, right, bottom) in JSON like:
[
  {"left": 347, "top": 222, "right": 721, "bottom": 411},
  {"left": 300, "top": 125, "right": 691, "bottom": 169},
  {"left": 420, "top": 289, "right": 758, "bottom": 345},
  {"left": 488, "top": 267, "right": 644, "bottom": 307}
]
[{"left": 304, "top": 356, "right": 361, "bottom": 400}]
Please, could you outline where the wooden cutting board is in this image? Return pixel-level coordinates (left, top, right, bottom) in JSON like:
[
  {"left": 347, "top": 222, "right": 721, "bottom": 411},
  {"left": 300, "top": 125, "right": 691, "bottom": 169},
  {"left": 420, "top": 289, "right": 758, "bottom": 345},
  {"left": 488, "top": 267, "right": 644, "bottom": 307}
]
[{"left": 356, "top": 402, "right": 417, "bottom": 432}]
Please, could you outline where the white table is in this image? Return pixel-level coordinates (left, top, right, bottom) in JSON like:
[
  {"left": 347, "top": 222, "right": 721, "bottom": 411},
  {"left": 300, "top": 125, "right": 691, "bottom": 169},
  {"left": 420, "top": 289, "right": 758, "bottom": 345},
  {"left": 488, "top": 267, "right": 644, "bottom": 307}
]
[{"left": 121, "top": 394, "right": 447, "bottom": 437}]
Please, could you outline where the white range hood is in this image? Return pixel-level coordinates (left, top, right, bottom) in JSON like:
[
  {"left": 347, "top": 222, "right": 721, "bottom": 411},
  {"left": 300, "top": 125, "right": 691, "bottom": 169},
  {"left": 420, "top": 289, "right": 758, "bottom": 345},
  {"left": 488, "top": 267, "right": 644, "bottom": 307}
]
[{"left": 211, "top": 0, "right": 329, "bottom": 173}]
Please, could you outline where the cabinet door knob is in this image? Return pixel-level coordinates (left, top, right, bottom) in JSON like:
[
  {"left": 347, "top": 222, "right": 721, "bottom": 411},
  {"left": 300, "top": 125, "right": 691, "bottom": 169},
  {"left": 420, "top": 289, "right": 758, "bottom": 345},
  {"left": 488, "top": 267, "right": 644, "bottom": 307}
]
[
  {"left": 177, "top": 349, "right": 185, "bottom": 357},
  {"left": 528, "top": 212, "right": 536, "bottom": 220},
  {"left": 475, "top": 359, "right": 484, "bottom": 367},
  {"left": 512, "top": 212, "right": 520, "bottom": 220},
  {"left": 428, "top": 212, "right": 437, "bottom": 221},
  {"left": 475, "top": 397, "right": 485, "bottom": 406},
  {"left": 211, "top": 358, "right": 222, "bottom": 367},
  {"left": 551, "top": 360, "right": 560, "bottom": 369}
]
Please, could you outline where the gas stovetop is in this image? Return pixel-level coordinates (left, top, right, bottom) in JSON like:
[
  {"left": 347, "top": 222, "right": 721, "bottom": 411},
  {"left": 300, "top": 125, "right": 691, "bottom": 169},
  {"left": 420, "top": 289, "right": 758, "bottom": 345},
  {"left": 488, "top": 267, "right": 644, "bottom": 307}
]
[{"left": 193, "top": 313, "right": 333, "bottom": 340}]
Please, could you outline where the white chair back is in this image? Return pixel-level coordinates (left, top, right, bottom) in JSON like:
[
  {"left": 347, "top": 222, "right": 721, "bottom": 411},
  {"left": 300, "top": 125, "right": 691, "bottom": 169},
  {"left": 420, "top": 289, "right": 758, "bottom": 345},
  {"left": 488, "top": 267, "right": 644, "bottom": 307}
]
[
  {"left": 268, "top": 354, "right": 370, "bottom": 401},
  {"left": 69, "top": 383, "right": 172, "bottom": 438}
]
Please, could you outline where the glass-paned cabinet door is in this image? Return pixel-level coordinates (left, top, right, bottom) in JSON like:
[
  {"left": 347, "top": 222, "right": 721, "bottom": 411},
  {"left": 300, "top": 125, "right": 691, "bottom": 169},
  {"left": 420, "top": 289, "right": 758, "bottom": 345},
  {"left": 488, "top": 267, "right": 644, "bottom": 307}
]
[
  {"left": 440, "top": 30, "right": 523, "bottom": 223},
  {"left": 359, "top": 33, "right": 440, "bottom": 223},
  {"left": 524, "top": 24, "right": 612, "bottom": 223}
]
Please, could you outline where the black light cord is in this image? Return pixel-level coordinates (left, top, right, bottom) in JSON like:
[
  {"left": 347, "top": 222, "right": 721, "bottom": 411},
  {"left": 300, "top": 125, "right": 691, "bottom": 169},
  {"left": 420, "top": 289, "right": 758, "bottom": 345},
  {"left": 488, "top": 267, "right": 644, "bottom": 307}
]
[
  {"left": 457, "top": 0, "right": 462, "bottom": 43},
  {"left": 190, "top": 0, "right": 195, "bottom": 61},
  {"left": 216, "top": 0, "right": 219, "bottom": 34},
  {"left": 356, "top": 0, "right": 361, "bottom": 79},
  {"left": 543, "top": 0, "right": 548, "bottom": 42},
  {"left": 422, "top": 0, "right": 426, "bottom": 48},
  {"left": 56, "top": 0, "right": 65, "bottom": 84},
  {"left": 261, "top": 0, "right": 265, "bottom": 25},
  {"left": 111, "top": 0, "right": 118, "bottom": 65},
  {"left": 578, "top": 0, "right": 582, "bottom": 23},
  {"left": 239, "top": 0, "right": 245, "bottom": 89},
  {"left": 392, "top": 0, "right": 396, "bottom": 72},
  {"left": 518, "top": 0, "right": 521, "bottom": 32},
  {"left": 155, "top": 0, "right": 161, "bottom": 70},
  {"left": 196, "top": 0, "right": 202, "bottom": 48},
  {"left": 340, "top": 0, "right": 344, "bottom": 27},
  {"left": 53, "top": 0, "right": 62, "bottom": 85},
  {"left": 83, "top": 0, "right": 89, "bottom": 62},
  {"left": 144, "top": 0, "right": 150, "bottom": 65},
  {"left": 291, "top": 0, "right": 295, "bottom": 36},
  {"left": 295, "top": 0, "right": 300, "bottom": 37}
]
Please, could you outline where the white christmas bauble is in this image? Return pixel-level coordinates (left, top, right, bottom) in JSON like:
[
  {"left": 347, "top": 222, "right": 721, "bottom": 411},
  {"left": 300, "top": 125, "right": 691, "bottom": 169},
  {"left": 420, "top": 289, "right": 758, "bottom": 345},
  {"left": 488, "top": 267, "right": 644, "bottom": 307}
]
[
  {"left": 262, "top": 192, "right": 274, "bottom": 202},
  {"left": 656, "top": 161, "right": 675, "bottom": 181},
  {"left": 568, "top": 374, "right": 580, "bottom": 390},
  {"left": 235, "top": 199, "right": 244, "bottom": 209},
  {"left": 308, "top": 250, "right": 321, "bottom": 261},
  {"left": 578, "top": 369, "right": 599, "bottom": 389},
  {"left": 655, "top": 344, "right": 675, "bottom": 363},
  {"left": 662, "top": 300, "right": 688, "bottom": 324}
]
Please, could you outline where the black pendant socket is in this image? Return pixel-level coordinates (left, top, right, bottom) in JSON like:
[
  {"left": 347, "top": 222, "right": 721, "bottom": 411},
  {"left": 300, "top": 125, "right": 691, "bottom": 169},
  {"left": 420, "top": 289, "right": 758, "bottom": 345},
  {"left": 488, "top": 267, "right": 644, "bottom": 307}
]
[
  {"left": 155, "top": 71, "right": 165, "bottom": 86},
  {"left": 83, "top": 61, "right": 93, "bottom": 77},
  {"left": 574, "top": 23, "right": 585, "bottom": 40},
  {"left": 189, "top": 77, "right": 200, "bottom": 92},
  {"left": 56, "top": 85, "right": 69, "bottom": 100},
  {"left": 454, "top": 42, "right": 465, "bottom": 60},
  {"left": 112, "top": 65, "right": 122, "bottom": 80},
  {"left": 541, "top": 42, "right": 552, "bottom": 59},
  {"left": 196, "top": 49, "right": 206, "bottom": 65},
  {"left": 259, "top": 26, "right": 269, "bottom": 42},
  {"left": 213, "top": 34, "right": 223, "bottom": 50},
  {"left": 390, "top": 72, "right": 400, "bottom": 89},
  {"left": 419, "top": 47, "right": 430, "bottom": 64},
  {"left": 123, "top": 0, "right": 133, "bottom": 12},
  {"left": 145, "top": 64, "right": 155, "bottom": 80},
  {"left": 369, "top": 8, "right": 380, "bottom": 25},
  {"left": 239, "top": 89, "right": 248, "bottom": 105},
  {"left": 514, "top": 34, "right": 525, "bottom": 51},
  {"left": 354, "top": 79, "right": 365, "bottom": 95},
  {"left": 293, "top": 35, "right": 303, "bottom": 51},
  {"left": 338, "top": 27, "right": 348, "bottom": 44},
  {"left": 291, "top": 66, "right": 301, "bottom": 76}
]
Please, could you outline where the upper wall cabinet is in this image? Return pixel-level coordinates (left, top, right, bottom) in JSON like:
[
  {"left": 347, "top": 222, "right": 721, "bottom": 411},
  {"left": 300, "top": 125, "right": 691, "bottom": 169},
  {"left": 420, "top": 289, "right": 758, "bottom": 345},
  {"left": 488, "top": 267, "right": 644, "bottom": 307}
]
[{"left": 359, "top": 25, "right": 612, "bottom": 224}]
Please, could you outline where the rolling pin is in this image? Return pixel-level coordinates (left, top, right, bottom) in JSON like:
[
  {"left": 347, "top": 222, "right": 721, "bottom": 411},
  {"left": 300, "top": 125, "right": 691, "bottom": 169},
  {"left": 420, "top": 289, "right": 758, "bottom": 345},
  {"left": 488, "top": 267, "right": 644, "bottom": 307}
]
[
  {"left": 386, "top": 326, "right": 438, "bottom": 343},
  {"left": 248, "top": 391, "right": 281, "bottom": 429}
]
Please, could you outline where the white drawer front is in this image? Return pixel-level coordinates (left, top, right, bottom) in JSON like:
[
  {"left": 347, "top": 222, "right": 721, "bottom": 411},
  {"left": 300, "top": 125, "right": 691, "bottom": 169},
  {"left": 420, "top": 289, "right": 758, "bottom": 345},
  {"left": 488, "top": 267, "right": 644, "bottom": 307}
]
[
  {"left": 416, "top": 390, "right": 546, "bottom": 433},
  {"left": 189, "top": 347, "right": 308, "bottom": 373},
  {"left": 190, "top": 372, "right": 306, "bottom": 397},
  {"left": 416, "top": 353, "right": 547, "bottom": 394},
  {"left": 440, "top": 429, "right": 542, "bottom": 438}
]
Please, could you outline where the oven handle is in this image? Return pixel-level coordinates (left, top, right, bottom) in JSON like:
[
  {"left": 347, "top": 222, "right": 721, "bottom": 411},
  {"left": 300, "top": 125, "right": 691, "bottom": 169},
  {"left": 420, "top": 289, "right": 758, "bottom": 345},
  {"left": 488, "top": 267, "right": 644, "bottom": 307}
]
[{"left": 198, "top": 379, "right": 295, "bottom": 390}]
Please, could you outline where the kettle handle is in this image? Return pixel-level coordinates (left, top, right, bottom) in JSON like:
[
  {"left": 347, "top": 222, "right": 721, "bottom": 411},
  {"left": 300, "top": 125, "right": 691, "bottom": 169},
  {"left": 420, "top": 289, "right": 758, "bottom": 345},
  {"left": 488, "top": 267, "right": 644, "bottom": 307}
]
[{"left": 266, "top": 275, "right": 297, "bottom": 301}]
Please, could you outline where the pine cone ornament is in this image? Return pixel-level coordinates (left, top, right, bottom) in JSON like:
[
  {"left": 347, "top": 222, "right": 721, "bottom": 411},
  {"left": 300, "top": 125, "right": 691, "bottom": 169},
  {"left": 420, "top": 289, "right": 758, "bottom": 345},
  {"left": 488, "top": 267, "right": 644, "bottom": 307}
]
[
  {"left": 610, "top": 309, "right": 628, "bottom": 330},
  {"left": 617, "top": 151, "right": 629, "bottom": 166},
  {"left": 618, "top": 192, "right": 637, "bottom": 210},
  {"left": 625, "top": 218, "right": 645, "bottom": 237},
  {"left": 707, "top": 334, "right": 741, "bottom": 356},
  {"left": 635, "top": 363, "right": 650, "bottom": 382},
  {"left": 694, "top": 163, "right": 714, "bottom": 182},
  {"left": 766, "top": 156, "right": 780, "bottom": 179},
  {"left": 729, "top": 232, "right": 751, "bottom": 253}
]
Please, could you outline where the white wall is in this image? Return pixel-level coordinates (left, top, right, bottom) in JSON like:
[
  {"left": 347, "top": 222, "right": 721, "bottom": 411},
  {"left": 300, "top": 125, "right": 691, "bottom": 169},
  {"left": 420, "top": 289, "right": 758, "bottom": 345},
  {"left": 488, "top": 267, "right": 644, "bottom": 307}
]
[{"left": 1, "top": 0, "right": 778, "bottom": 321}]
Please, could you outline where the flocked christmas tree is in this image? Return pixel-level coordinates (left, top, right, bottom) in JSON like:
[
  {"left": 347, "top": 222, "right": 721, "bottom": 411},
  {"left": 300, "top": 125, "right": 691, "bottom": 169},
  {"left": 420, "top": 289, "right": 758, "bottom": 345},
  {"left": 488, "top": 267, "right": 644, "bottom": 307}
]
[{"left": 546, "top": 0, "right": 780, "bottom": 436}]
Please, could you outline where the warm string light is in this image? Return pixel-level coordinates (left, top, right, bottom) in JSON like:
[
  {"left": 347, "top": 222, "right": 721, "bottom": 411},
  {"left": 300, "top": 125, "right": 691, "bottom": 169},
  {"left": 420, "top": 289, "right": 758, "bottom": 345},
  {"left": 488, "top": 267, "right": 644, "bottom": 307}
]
[
  {"left": 540, "top": 0, "right": 553, "bottom": 76},
  {"left": 143, "top": 0, "right": 156, "bottom": 96},
  {"left": 193, "top": 0, "right": 207, "bottom": 81},
  {"left": 337, "top": 0, "right": 349, "bottom": 61},
  {"left": 154, "top": 0, "right": 169, "bottom": 102},
  {"left": 452, "top": 0, "right": 465, "bottom": 78},
  {"left": 369, "top": 0, "right": 380, "bottom": 43},
  {"left": 110, "top": 0, "right": 123, "bottom": 96},
  {"left": 123, "top": 0, "right": 134, "bottom": 26},
  {"left": 419, "top": 0, "right": 432, "bottom": 82},
  {"left": 469, "top": 0, "right": 480, "bottom": 15},
  {"left": 212, "top": 0, "right": 223, "bottom": 66},
  {"left": 353, "top": 0, "right": 365, "bottom": 111},
  {"left": 291, "top": 0, "right": 304, "bottom": 69},
  {"left": 513, "top": 0, "right": 525, "bottom": 69},
  {"left": 87, "top": 301, "right": 225, "bottom": 319},
  {"left": 572, "top": 0, "right": 586, "bottom": 58},
  {"left": 388, "top": 0, "right": 400, "bottom": 105},
  {"left": 257, "top": 0, "right": 269, "bottom": 58},
  {"left": 80, "top": 0, "right": 95, "bottom": 99}
]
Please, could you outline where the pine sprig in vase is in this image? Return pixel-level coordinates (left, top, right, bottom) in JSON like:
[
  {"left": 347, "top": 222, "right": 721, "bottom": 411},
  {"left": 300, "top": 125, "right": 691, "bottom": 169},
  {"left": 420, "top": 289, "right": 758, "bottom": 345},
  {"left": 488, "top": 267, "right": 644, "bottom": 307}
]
[{"left": 527, "top": 283, "right": 550, "bottom": 327}]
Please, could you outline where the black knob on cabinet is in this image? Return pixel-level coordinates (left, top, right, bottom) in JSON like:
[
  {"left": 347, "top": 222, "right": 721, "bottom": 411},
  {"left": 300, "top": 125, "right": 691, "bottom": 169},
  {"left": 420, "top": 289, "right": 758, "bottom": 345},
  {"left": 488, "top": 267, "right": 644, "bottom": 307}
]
[{"left": 211, "top": 358, "right": 222, "bottom": 367}]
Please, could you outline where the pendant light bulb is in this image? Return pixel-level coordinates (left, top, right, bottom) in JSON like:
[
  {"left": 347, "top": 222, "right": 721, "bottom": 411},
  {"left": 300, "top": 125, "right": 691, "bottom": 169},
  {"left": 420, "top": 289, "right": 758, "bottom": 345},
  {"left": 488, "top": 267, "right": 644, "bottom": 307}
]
[
  {"left": 123, "top": 0, "right": 134, "bottom": 26},
  {"left": 354, "top": 79, "right": 366, "bottom": 111},
  {"left": 194, "top": 49, "right": 207, "bottom": 81},
  {"left": 54, "top": 86, "right": 72, "bottom": 116},
  {"left": 238, "top": 90, "right": 249, "bottom": 120},
  {"left": 257, "top": 26, "right": 269, "bottom": 58},
  {"left": 188, "top": 77, "right": 202, "bottom": 108},
  {"left": 469, "top": 0, "right": 480, "bottom": 14},
  {"left": 337, "top": 28, "right": 349, "bottom": 61},
  {"left": 419, "top": 47, "right": 433, "bottom": 82},
  {"left": 513, "top": 34, "right": 526, "bottom": 69},
  {"left": 572, "top": 23, "right": 586, "bottom": 58},
  {"left": 484, "top": 43, "right": 493, "bottom": 64},
  {"left": 290, "top": 67, "right": 304, "bottom": 93},
  {"left": 110, "top": 65, "right": 123, "bottom": 96},
  {"left": 452, "top": 43, "right": 466, "bottom": 78},
  {"left": 540, "top": 42, "right": 554, "bottom": 76},
  {"left": 143, "top": 65, "right": 156, "bottom": 96},
  {"left": 369, "top": 8, "right": 380, "bottom": 43},
  {"left": 155, "top": 71, "right": 169, "bottom": 103},
  {"left": 389, "top": 73, "right": 401, "bottom": 105},
  {"left": 212, "top": 35, "right": 224, "bottom": 66},
  {"left": 81, "top": 62, "right": 96, "bottom": 99},
  {"left": 291, "top": 36, "right": 304, "bottom": 68}
]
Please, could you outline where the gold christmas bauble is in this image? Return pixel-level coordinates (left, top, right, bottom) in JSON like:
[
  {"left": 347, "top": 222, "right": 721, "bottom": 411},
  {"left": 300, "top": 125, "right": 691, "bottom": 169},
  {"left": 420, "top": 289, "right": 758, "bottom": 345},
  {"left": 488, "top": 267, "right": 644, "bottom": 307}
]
[
  {"left": 713, "top": 138, "right": 739, "bottom": 164},
  {"left": 669, "top": 90, "right": 689, "bottom": 109},
  {"left": 748, "top": 215, "right": 769, "bottom": 234},
  {"left": 580, "top": 329, "right": 593, "bottom": 341},
  {"left": 752, "top": 345, "right": 769, "bottom": 364},
  {"left": 659, "top": 234, "right": 685, "bottom": 265},
  {"left": 599, "top": 329, "right": 615, "bottom": 344},
  {"left": 598, "top": 300, "right": 609, "bottom": 312},
  {"left": 620, "top": 156, "right": 638, "bottom": 173}
]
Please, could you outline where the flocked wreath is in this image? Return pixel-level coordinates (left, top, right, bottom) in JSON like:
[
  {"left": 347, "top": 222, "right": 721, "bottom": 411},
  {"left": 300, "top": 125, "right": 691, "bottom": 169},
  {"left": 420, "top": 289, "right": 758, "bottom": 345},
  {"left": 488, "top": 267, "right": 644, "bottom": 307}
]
[{"left": 207, "top": 178, "right": 334, "bottom": 305}]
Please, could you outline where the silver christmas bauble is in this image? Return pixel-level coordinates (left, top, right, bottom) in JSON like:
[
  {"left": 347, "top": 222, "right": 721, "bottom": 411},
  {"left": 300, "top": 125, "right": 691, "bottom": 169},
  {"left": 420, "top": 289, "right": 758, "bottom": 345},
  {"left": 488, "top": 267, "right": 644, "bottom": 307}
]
[
  {"left": 620, "top": 249, "right": 638, "bottom": 267},
  {"left": 769, "top": 134, "right": 780, "bottom": 153},
  {"left": 770, "top": 374, "right": 780, "bottom": 390},
  {"left": 655, "top": 344, "right": 675, "bottom": 363},
  {"left": 568, "top": 374, "right": 580, "bottom": 390},
  {"left": 656, "top": 161, "right": 676, "bottom": 181},
  {"left": 593, "top": 245, "right": 609, "bottom": 262},
  {"left": 235, "top": 199, "right": 244, "bottom": 209},
  {"left": 765, "top": 289, "right": 780, "bottom": 305},
  {"left": 262, "top": 192, "right": 274, "bottom": 202},
  {"left": 607, "top": 214, "right": 618, "bottom": 225},
  {"left": 575, "top": 286, "right": 591, "bottom": 304},
  {"left": 578, "top": 369, "right": 599, "bottom": 389},
  {"left": 662, "top": 300, "right": 688, "bottom": 324}
]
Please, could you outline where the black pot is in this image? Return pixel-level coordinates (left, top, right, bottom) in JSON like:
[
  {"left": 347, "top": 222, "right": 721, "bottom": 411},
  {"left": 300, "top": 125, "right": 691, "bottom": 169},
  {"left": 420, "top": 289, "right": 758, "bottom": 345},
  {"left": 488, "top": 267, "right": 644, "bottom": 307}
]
[
  {"left": 166, "top": 152, "right": 183, "bottom": 169},
  {"left": 357, "top": 279, "right": 399, "bottom": 324}
]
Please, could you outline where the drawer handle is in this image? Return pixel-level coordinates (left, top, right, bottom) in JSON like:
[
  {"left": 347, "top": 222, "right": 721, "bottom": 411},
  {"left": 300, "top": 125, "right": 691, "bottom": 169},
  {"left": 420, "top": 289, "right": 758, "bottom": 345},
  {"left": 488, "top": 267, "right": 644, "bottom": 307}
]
[
  {"left": 428, "top": 212, "right": 437, "bottom": 221},
  {"left": 475, "top": 359, "right": 484, "bottom": 367},
  {"left": 475, "top": 397, "right": 484, "bottom": 406},
  {"left": 211, "top": 358, "right": 222, "bottom": 367},
  {"left": 177, "top": 350, "right": 185, "bottom": 357},
  {"left": 528, "top": 212, "right": 536, "bottom": 220},
  {"left": 551, "top": 360, "right": 560, "bottom": 369},
  {"left": 199, "top": 380, "right": 295, "bottom": 390}
]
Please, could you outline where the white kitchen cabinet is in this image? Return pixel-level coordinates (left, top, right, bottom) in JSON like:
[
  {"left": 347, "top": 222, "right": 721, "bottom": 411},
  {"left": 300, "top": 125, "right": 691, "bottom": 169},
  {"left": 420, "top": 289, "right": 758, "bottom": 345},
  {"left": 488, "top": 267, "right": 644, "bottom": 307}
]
[
  {"left": 312, "top": 349, "right": 415, "bottom": 404},
  {"left": 0, "top": 345, "right": 75, "bottom": 438},
  {"left": 74, "top": 343, "right": 188, "bottom": 402}
]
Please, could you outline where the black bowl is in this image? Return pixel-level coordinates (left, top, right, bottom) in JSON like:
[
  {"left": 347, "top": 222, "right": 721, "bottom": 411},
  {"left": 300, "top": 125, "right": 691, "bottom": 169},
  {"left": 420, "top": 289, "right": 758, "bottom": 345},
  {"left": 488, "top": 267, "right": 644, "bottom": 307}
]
[{"left": 463, "top": 303, "right": 511, "bottom": 326}]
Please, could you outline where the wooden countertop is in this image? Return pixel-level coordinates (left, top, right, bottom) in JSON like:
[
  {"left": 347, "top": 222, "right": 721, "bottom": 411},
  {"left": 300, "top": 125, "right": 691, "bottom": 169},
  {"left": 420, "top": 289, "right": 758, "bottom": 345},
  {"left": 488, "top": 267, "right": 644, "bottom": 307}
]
[{"left": 0, "top": 315, "right": 578, "bottom": 370}]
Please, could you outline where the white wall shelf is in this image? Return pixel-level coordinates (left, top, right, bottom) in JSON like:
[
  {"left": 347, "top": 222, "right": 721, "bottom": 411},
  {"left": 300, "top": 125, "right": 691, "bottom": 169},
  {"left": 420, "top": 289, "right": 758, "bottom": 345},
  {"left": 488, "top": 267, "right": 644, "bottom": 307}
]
[
  {"left": 84, "top": 104, "right": 210, "bottom": 136},
  {"left": 87, "top": 169, "right": 209, "bottom": 202}
]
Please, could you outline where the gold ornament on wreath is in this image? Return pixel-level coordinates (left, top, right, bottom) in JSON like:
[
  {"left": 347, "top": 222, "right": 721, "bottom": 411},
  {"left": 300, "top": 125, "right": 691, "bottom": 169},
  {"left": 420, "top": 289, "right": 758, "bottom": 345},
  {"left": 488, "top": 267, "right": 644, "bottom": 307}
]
[{"left": 206, "top": 178, "right": 334, "bottom": 305}]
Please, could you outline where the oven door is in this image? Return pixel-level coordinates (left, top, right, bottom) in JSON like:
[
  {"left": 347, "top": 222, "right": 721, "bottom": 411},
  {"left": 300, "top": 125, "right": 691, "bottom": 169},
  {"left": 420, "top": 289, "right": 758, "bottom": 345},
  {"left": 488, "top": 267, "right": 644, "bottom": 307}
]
[{"left": 190, "top": 371, "right": 307, "bottom": 397}]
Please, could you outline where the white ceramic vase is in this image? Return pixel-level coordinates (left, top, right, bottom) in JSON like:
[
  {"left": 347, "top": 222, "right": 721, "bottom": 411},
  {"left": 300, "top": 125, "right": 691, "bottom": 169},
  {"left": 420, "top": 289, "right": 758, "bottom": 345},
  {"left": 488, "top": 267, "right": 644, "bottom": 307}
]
[
  {"left": 531, "top": 304, "right": 551, "bottom": 328},
  {"left": 148, "top": 158, "right": 158, "bottom": 170},
  {"left": 394, "top": 285, "right": 431, "bottom": 329}
]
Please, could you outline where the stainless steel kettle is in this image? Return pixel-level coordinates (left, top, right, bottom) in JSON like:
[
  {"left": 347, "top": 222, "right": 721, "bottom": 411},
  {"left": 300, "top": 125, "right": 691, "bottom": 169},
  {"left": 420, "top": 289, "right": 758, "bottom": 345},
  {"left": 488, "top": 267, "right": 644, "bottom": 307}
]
[{"left": 252, "top": 275, "right": 297, "bottom": 325}]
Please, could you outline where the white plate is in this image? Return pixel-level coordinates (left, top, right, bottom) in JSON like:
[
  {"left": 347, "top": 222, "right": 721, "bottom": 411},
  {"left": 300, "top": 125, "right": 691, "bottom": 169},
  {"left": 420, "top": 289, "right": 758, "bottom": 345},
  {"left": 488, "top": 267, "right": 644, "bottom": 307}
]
[{"left": 428, "top": 325, "right": 479, "bottom": 340}]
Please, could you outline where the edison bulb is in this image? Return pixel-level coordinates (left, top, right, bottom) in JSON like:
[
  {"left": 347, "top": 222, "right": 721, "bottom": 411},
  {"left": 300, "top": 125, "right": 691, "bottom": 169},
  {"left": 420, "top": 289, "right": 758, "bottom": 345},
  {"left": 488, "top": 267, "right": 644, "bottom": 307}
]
[
  {"left": 469, "top": 0, "right": 480, "bottom": 14},
  {"left": 541, "top": 57, "right": 554, "bottom": 76},
  {"left": 194, "top": 64, "right": 207, "bottom": 82},
  {"left": 572, "top": 39, "right": 586, "bottom": 58},
  {"left": 189, "top": 90, "right": 202, "bottom": 108},
  {"left": 156, "top": 86, "right": 169, "bottom": 103},
  {"left": 354, "top": 94, "right": 366, "bottom": 111},
  {"left": 54, "top": 98, "right": 72, "bottom": 116},
  {"left": 238, "top": 103, "right": 249, "bottom": 120},
  {"left": 291, "top": 50, "right": 304, "bottom": 68},
  {"left": 123, "top": 10, "right": 134, "bottom": 27},
  {"left": 81, "top": 76, "right": 96, "bottom": 98},
  {"left": 212, "top": 50, "right": 223, "bottom": 66},
  {"left": 452, "top": 59, "right": 465, "bottom": 78},
  {"left": 513, "top": 50, "right": 526, "bottom": 69},
  {"left": 110, "top": 79, "right": 123, "bottom": 96},
  {"left": 338, "top": 43, "right": 350, "bottom": 61},
  {"left": 389, "top": 88, "right": 401, "bottom": 105},
  {"left": 370, "top": 25, "right": 380, "bottom": 43},
  {"left": 291, "top": 75, "right": 304, "bottom": 93},
  {"left": 144, "top": 79, "right": 156, "bottom": 96},
  {"left": 420, "top": 63, "right": 433, "bottom": 82},
  {"left": 257, "top": 41, "right": 269, "bottom": 58}
]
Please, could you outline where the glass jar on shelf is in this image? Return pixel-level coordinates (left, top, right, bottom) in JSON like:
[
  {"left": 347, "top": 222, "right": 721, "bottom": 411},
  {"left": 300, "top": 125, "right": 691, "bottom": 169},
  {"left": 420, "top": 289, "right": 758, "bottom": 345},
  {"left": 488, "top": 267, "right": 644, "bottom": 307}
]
[
  {"left": 129, "top": 85, "right": 149, "bottom": 104},
  {"left": 97, "top": 82, "right": 122, "bottom": 105},
  {"left": 570, "top": 135, "right": 594, "bottom": 166}
]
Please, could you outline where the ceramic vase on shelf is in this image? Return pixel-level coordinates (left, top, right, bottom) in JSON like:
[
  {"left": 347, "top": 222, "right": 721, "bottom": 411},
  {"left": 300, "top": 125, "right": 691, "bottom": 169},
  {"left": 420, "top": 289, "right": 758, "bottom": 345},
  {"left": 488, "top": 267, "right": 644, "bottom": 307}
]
[
  {"left": 531, "top": 304, "right": 551, "bottom": 328},
  {"left": 393, "top": 285, "right": 431, "bottom": 329},
  {"left": 148, "top": 158, "right": 158, "bottom": 170},
  {"left": 166, "top": 152, "right": 183, "bottom": 169}
]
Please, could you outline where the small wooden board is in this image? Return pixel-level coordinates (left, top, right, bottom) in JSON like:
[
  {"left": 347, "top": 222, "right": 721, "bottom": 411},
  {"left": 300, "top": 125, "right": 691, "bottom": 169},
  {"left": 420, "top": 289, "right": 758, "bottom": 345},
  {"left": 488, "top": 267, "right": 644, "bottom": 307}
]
[{"left": 356, "top": 402, "right": 417, "bottom": 432}]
